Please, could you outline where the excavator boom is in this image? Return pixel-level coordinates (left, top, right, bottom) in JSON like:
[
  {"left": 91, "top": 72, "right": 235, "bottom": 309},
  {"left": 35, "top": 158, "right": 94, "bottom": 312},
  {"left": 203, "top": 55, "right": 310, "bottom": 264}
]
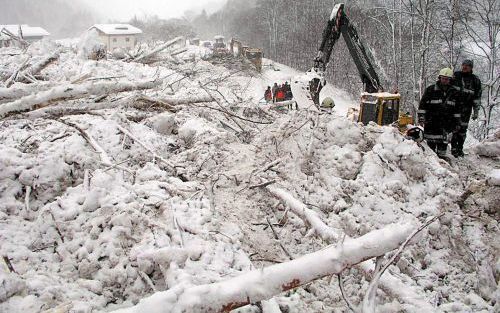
[
  {"left": 290, "top": 3, "right": 408, "bottom": 127},
  {"left": 312, "top": 3, "right": 382, "bottom": 98}
]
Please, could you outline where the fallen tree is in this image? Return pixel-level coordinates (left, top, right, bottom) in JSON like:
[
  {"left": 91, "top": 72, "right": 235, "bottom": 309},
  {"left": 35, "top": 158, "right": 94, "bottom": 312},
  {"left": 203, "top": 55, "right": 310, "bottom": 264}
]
[
  {"left": 267, "top": 186, "right": 437, "bottom": 312},
  {"left": 28, "top": 50, "right": 61, "bottom": 78},
  {"left": 3, "top": 50, "right": 60, "bottom": 87},
  {"left": 112, "top": 222, "right": 416, "bottom": 313},
  {"left": 132, "top": 37, "right": 185, "bottom": 63},
  {"left": 0, "top": 80, "right": 161, "bottom": 118},
  {"left": 0, "top": 83, "right": 54, "bottom": 103}
]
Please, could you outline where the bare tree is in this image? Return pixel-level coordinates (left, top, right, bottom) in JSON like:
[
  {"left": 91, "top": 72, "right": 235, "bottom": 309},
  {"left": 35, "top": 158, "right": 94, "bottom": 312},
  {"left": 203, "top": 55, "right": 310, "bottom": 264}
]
[{"left": 461, "top": 0, "right": 500, "bottom": 138}]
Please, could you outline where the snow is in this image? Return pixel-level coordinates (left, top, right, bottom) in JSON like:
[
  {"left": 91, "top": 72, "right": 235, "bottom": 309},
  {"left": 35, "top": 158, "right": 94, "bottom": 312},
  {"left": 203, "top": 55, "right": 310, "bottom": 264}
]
[
  {"left": 78, "top": 28, "right": 105, "bottom": 59},
  {"left": 0, "top": 39, "right": 498, "bottom": 313},
  {"left": 90, "top": 24, "right": 143, "bottom": 36},
  {"left": 474, "top": 129, "right": 500, "bottom": 157},
  {"left": 487, "top": 169, "right": 500, "bottom": 186}
]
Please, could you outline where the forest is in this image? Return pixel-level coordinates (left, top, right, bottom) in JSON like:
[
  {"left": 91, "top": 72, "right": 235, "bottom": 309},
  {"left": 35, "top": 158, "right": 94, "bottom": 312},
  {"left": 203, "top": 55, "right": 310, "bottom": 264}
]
[{"left": 184, "top": 0, "right": 499, "bottom": 139}]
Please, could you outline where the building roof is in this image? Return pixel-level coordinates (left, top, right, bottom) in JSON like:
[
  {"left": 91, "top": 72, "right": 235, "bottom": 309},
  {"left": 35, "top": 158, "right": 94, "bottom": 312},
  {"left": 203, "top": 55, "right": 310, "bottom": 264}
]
[
  {"left": 0, "top": 24, "right": 50, "bottom": 38},
  {"left": 90, "top": 24, "right": 142, "bottom": 36}
]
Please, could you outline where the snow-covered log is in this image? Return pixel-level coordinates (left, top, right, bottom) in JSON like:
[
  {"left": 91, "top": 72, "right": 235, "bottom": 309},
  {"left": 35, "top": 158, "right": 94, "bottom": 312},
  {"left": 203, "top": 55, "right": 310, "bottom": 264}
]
[
  {"left": 267, "top": 186, "right": 436, "bottom": 312},
  {"left": 4, "top": 57, "right": 30, "bottom": 88},
  {"left": 27, "top": 50, "right": 60, "bottom": 77},
  {"left": 130, "top": 95, "right": 178, "bottom": 112},
  {"left": 3, "top": 50, "right": 59, "bottom": 87},
  {"left": 112, "top": 223, "right": 415, "bottom": 313},
  {"left": 0, "top": 83, "right": 53, "bottom": 103},
  {"left": 267, "top": 186, "right": 339, "bottom": 243},
  {"left": 0, "top": 80, "right": 161, "bottom": 118},
  {"left": 133, "top": 37, "right": 185, "bottom": 63},
  {"left": 129, "top": 94, "right": 213, "bottom": 112}
]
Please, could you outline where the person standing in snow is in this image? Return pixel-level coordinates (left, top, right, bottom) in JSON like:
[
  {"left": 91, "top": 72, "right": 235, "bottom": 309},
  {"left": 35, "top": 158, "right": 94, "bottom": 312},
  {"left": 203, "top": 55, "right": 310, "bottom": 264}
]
[
  {"left": 451, "top": 59, "right": 482, "bottom": 157},
  {"left": 276, "top": 86, "right": 285, "bottom": 102},
  {"left": 272, "top": 83, "right": 278, "bottom": 103},
  {"left": 284, "top": 81, "right": 293, "bottom": 100},
  {"left": 418, "top": 68, "right": 462, "bottom": 160},
  {"left": 264, "top": 86, "right": 273, "bottom": 103}
]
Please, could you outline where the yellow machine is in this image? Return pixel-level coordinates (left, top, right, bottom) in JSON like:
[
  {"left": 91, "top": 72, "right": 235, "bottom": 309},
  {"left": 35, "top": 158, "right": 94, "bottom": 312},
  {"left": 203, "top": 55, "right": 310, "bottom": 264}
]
[
  {"left": 303, "top": 3, "right": 414, "bottom": 128},
  {"left": 359, "top": 93, "right": 413, "bottom": 129},
  {"left": 230, "top": 38, "right": 263, "bottom": 72}
]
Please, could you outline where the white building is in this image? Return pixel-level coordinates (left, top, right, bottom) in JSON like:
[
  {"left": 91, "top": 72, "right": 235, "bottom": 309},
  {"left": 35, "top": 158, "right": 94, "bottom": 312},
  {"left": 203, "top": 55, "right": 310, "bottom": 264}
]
[
  {"left": 0, "top": 24, "right": 50, "bottom": 47},
  {"left": 89, "top": 24, "right": 142, "bottom": 51}
]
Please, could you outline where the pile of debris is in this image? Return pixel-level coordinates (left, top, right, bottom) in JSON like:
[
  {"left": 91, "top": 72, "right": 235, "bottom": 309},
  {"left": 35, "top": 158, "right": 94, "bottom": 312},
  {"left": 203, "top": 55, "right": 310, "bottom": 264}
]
[{"left": 0, "top": 37, "right": 498, "bottom": 313}]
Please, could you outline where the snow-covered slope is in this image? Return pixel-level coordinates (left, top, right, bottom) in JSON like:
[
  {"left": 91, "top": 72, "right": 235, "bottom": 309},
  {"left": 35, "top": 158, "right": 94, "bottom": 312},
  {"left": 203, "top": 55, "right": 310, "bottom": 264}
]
[{"left": 0, "top": 41, "right": 498, "bottom": 313}]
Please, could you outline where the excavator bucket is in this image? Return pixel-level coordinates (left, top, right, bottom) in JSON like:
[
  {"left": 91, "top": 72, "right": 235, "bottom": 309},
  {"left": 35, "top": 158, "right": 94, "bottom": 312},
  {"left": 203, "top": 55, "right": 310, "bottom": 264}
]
[{"left": 290, "top": 68, "right": 326, "bottom": 110}]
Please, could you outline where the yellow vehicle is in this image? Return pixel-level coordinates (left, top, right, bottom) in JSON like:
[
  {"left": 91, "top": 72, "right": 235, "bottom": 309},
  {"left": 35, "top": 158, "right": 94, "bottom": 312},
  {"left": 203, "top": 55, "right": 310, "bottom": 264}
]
[
  {"left": 301, "top": 3, "right": 413, "bottom": 127},
  {"left": 359, "top": 92, "right": 413, "bottom": 129},
  {"left": 230, "top": 38, "right": 263, "bottom": 72}
]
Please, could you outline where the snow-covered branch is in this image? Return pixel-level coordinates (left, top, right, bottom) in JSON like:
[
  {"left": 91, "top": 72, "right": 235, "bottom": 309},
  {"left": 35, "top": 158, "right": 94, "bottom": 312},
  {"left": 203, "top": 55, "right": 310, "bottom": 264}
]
[
  {"left": 0, "top": 80, "right": 161, "bottom": 118},
  {"left": 133, "top": 37, "right": 184, "bottom": 63},
  {"left": 116, "top": 124, "right": 176, "bottom": 171},
  {"left": 267, "top": 186, "right": 339, "bottom": 243},
  {"left": 267, "top": 186, "right": 436, "bottom": 312},
  {"left": 112, "top": 223, "right": 415, "bottom": 313}
]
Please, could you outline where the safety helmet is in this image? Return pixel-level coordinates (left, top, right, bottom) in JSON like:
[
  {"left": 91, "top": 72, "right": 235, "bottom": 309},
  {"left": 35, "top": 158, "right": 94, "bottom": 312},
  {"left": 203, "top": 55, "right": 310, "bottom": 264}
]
[
  {"left": 321, "top": 97, "right": 335, "bottom": 108},
  {"left": 438, "top": 68, "right": 453, "bottom": 78},
  {"left": 462, "top": 59, "right": 474, "bottom": 67},
  {"left": 406, "top": 126, "right": 424, "bottom": 142}
]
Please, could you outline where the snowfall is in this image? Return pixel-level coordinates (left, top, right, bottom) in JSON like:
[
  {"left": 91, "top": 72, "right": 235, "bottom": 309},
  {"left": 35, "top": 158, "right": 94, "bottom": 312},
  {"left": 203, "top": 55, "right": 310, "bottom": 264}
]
[{"left": 0, "top": 37, "right": 498, "bottom": 313}]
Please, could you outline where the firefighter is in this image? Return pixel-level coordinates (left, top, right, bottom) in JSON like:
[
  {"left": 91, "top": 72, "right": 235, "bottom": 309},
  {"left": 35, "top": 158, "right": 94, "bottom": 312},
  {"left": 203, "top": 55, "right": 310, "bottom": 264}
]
[
  {"left": 418, "top": 68, "right": 462, "bottom": 160},
  {"left": 451, "top": 59, "right": 482, "bottom": 157}
]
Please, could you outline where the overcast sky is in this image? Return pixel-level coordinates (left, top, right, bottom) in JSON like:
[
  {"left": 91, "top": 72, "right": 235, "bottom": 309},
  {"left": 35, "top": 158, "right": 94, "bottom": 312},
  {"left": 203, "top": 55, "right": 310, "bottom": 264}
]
[{"left": 80, "top": 0, "right": 226, "bottom": 21}]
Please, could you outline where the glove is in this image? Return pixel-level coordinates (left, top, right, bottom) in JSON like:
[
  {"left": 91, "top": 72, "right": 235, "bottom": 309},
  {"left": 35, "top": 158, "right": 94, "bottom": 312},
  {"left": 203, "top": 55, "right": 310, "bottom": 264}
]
[{"left": 472, "top": 109, "right": 479, "bottom": 120}]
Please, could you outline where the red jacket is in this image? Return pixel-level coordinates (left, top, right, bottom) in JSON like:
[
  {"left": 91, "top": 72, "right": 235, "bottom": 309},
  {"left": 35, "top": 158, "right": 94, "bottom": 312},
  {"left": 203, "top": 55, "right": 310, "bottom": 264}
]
[{"left": 276, "top": 90, "right": 285, "bottom": 101}]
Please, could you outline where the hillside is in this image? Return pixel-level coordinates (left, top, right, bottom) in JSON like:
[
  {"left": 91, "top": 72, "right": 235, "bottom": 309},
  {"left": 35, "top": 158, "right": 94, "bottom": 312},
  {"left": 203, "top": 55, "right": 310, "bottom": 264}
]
[{"left": 0, "top": 40, "right": 499, "bottom": 313}]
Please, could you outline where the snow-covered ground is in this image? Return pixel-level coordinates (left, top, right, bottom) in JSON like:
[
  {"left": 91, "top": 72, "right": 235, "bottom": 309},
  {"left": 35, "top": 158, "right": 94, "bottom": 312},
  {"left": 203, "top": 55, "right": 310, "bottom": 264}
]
[{"left": 0, "top": 40, "right": 498, "bottom": 313}]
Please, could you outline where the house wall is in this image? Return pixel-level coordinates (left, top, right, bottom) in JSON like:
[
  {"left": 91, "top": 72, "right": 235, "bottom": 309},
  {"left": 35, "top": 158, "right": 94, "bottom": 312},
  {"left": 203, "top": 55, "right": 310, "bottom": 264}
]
[{"left": 100, "top": 34, "right": 136, "bottom": 51}]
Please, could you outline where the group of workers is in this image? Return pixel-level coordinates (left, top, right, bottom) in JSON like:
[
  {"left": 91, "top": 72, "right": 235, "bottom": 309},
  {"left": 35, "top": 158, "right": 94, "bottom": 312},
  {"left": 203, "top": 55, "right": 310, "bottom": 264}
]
[
  {"left": 260, "top": 59, "right": 481, "bottom": 160},
  {"left": 417, "top": 59, "right": 482, "bottom": 159},
  {"left": 264, "top": 82, "right": 294, "bottom": 103}
]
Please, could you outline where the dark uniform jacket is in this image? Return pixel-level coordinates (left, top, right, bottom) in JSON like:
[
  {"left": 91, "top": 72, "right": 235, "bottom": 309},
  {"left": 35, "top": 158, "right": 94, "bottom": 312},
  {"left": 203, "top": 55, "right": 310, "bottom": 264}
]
[
  {"left": 418, "top": 82, "right": 462, "bottom": 138},
  {"left": 453, "top": 71, "right": 482, "bottom": 117}
]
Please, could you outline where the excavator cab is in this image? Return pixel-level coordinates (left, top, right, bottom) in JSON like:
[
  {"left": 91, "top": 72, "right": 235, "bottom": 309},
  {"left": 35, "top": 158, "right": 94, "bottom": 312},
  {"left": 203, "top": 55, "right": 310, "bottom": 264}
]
[
  {"left": 359, "top": 93, "right": 400, "bottom": 125},
  {"left": 359, "top": 93, "right": 414, "bottom": 129}
]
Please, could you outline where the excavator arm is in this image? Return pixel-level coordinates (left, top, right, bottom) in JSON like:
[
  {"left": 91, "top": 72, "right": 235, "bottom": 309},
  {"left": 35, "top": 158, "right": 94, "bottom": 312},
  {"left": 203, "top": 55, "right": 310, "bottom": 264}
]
[
  {"left": 290, "top": 3, "right": 407, "bottom": 126},
  {"left": 310, "top": 3, "right": 382, "bottom": 103}
]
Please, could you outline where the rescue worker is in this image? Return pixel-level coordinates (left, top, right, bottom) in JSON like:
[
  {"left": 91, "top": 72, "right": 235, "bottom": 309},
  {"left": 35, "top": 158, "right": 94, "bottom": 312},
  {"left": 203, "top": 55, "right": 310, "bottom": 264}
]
[
  {"left": 264, "top": 86, "right": 272, "bottom": 103},
  {"left": 418, "top": 68, "right": 462, "bottom": 160},
  {"left": 451, "top": 59, "right": 482, "bottom": 157},
  {"left": 272, "top": 83, "right": 278, "bottom": 103},
  {"left": 321, "top": 97, "right": 335, "bottom": 110},
  {"left": 284, "top": 81, "right": 293, "bottom": 100},
  {"left": 276, "top": 86, "right": 285, "bottom": 102}
]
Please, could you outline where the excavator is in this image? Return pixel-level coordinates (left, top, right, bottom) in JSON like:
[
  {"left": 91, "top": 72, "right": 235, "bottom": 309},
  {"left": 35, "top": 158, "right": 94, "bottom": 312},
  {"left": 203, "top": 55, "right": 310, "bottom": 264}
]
[{"left": 292, "top": 3, "right": 412, "bottom": 127}]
